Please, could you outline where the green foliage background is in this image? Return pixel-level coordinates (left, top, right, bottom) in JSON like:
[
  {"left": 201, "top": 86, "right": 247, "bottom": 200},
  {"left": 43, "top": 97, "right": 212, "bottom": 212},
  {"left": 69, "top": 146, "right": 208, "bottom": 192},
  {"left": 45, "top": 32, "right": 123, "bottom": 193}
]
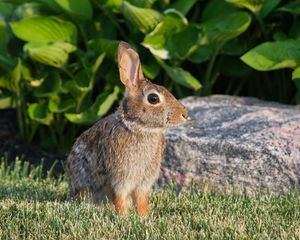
[{"left": 0, "top": 0, "right": 299, "bottom": 152}]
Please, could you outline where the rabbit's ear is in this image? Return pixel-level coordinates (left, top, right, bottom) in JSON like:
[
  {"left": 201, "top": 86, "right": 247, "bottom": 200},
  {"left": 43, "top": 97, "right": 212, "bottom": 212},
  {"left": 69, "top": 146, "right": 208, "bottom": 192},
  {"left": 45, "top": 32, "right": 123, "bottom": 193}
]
[{"left": 118, "top": 42, "right": 144, "bottom": 93}]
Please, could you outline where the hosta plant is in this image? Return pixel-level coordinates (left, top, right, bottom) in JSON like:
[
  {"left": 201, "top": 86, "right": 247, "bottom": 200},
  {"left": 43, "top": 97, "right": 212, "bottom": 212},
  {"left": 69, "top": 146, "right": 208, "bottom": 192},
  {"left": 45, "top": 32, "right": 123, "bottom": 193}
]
[{"left": 0, "top": 0, "right": 299, "bottom": 153}]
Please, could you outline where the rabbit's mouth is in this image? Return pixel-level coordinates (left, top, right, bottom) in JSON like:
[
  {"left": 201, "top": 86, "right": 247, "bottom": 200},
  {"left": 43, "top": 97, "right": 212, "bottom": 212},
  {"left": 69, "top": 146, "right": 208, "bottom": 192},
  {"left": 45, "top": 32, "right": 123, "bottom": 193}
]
[{"left": 165, "top": 113, "right": 191, "bottom": 127}]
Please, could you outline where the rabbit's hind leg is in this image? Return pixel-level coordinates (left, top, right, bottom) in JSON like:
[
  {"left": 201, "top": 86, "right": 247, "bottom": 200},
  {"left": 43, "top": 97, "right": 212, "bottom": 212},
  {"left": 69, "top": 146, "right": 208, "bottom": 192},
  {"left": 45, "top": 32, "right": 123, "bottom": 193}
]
[
  {"left": 110, "top": 187, "right": 131, "bottom": 215},
  {"left": 112, "top": 193, "right": 128, "bottom": 215},
  {"left": 131, "top": 190, "right": 149, "bottom": 217},
  {"left": 110, "top": 183, "right": 136, "bottom": 215}
]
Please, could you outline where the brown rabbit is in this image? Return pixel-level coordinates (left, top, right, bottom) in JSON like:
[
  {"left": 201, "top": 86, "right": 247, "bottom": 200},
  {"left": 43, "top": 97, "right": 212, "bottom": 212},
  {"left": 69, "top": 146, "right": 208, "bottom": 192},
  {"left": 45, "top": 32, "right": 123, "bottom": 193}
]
[{"left": 66, "top": 41, "right": 188, "bottom": 216}]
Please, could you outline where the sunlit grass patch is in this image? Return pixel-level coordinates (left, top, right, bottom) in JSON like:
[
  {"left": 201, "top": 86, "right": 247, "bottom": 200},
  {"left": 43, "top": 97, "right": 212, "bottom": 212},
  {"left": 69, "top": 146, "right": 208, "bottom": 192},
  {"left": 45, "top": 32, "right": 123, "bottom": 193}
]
[{"left": 0, "top": 159, "right": 299, "bottom": 239}]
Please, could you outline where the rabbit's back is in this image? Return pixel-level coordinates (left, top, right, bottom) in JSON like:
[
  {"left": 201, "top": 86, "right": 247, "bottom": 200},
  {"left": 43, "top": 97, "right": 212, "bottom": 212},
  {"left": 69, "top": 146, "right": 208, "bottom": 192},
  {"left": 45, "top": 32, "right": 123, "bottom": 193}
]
[{"left": 67, "top": 113, "right": 165, "bottom": 199}]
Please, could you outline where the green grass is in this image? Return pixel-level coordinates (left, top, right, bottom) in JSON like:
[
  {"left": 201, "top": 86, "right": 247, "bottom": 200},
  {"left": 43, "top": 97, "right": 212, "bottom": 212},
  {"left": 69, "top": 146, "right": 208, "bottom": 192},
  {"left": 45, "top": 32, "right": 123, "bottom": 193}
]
[{"left": 0, "top": 160, "right": 299, "bottom": 239}]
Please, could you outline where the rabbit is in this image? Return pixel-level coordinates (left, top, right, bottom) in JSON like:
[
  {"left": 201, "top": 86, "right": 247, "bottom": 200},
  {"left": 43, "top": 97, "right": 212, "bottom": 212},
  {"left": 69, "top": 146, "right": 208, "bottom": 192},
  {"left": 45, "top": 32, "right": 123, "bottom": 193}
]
[{"left": 66, "top": 41, "right": 188, "bottom": 216}]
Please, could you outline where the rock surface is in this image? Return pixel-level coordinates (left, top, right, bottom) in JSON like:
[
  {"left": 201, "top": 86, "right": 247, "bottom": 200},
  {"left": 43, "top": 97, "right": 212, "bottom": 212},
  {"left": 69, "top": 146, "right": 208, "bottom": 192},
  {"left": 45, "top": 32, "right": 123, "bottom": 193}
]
[{"left": 159, "top": 95, "right": 300, "bottom": 194}]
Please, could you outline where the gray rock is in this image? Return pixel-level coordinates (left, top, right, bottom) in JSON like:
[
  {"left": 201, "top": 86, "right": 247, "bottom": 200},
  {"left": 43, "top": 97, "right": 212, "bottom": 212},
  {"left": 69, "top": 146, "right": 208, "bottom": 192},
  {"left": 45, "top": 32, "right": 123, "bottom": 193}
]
[{"left": 159, "top": 95, "right": 300, "bottom": 194}]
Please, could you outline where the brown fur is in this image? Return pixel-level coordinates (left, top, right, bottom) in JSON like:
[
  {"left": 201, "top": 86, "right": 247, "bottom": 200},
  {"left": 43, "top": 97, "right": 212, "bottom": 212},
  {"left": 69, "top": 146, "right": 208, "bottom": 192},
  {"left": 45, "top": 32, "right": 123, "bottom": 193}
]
[{"left": 66, "top": 42, "right": 188, "bottom": 216}]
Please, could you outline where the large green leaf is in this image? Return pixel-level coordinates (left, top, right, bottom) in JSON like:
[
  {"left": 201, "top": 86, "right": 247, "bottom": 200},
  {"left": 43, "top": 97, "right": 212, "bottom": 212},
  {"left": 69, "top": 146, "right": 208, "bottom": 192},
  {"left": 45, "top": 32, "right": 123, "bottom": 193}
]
[
  {"left": 226, "top": 0, "right": 280, "bottom": 16},
  {"left": 96, "top": 0, "right": 122, "bottom": 10},
  {"left": 104, "top": 65, "right": 120, "bottom": 85},
  {"left": 61, "top": 69, "right": 93, "bottom": 112},
  {"left": 20, "top": 63, "right": 33, "bottom": 81},
  {"left": 33, "top": 72, "right": 61, "bottom": 97},
  {"left": 88, "top": 14, "right": 118, "bottom": 40},
  {"left": 74, "top": 70, "right": 91, "bottom": 91},
  {"left": 226, "top": 0, "right": 264, "bottom": 13},
  {"left": 278, "top": 1, "right": 300, "bottom": 15},
  {"left": 202, "top": 12, "right": 251, "bottom": 49},
  {"left": 0, "top": 96, "right": 14, "bottom": 109},
  {"left": 65, "top": 86, "right": 120, "bottom": 125},
  {"left": 241, "top": 40, "right": 300, "bottom": 71},
  {"left": 202, "top": 0, "right": 237, "bottom": 21},
  {"left": 259, "top": 0, "right": 280, "bottom": 17},
  {"left": 188, "top": 45, "right": 213, "bottom": 63},
  {"left": 38, "top": 0, "right": 62, "bottom": 12},
  {"left": 126, "top": 0, "right": 156, "bottom": 8},
  {"left": 169, "top": 0, "right": 198, "bottom": 16},
  {"left": 0, "top": 59, "right": 34, "bottom": 91},
  {"left": 221, "top": 37, "right": 249, "bottom": 56},
  {"left": 28, "top": 102, "right": 53, "bottom": 125},
  {"left": 24, "top": 41, "right": 77, "bottom": 68},
  {"left": 62, "top": 79, "right": 82, "bottom": 98},
  {"left": 142, "top": 10, "right": 187, "bottom": 59},
  {"left": 0, "top": 59, "right": 22, "bottom": 92},
  {"left": 62, "top": 78, "right": 93, "bottom": 113},
  {"left": 292, "top": 66, "right": 300, "bottom": 80},
  {"left": 0, "top": 2, "right": 14, "bottom": 19},
  {"left": 121, "top": 1, "right": 163, "bottom": 34},
  {"left": 92, "top": 53, "right": 106, "bottom": 77},
  {"left": 48, "top": 94, "right": 76, "bottom": 113},
  {"left": 141, "top": 55, "right": 161, "bottom": 79},
  {"left": 96, "top": 86, "right": 120, "bottom": 117},
  {"left": 166, "top": 24, "right": 201, "bottom": 60},
  {"left": 10, "top": 16, "right": 77, "bottom": 44},
  {"left": 88, "top": 38, "right": 119, "bottom": 61},
  {"left": 0, "top": 20, "right": 8, "bottom": 55},
  {"left": 157, "top": 59, "right": 201, "bottom": 90},
  {"left": 55, "top": 0, "right": 93, "bottom": 21},
  {"left": 0, "top": 55, "right": 15, "bottom": 72}
]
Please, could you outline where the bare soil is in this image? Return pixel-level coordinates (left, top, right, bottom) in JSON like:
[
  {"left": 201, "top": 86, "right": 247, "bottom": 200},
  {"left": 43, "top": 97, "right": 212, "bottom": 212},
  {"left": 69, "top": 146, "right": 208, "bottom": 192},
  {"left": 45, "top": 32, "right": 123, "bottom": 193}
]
[{"left": 0, "top": 109, "right": 64, "bottom": 177}]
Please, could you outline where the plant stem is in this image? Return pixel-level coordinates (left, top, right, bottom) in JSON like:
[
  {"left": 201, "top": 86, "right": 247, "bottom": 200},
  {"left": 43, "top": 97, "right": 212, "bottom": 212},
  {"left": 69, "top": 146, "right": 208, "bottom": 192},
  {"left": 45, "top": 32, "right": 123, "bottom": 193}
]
[
  {"left": 203, "top": 48, "right": 220, "bottom": 96},
  {"left": 20, "top": 84, "right": 30, "bottom": 141},
  {"left": 174, "top": 83, "right": 184, "bottom": 98},
  {"left": 28, "top": 122, "right": 38, "bottom": 143},
  {"left": 59, "top": 67, "right": 74, "bottom": 79},
  {"left": 77, "top": 23, "right": 89, "bottom": 50},
  {"left": 254, "top": 13, "right": 268, "bottom": 40},
  {"left": 15, "top": 94, "right": 25, "bottom": 140},
  {"left": 92, "top": 0, "right": 128, "bottom": 41}
]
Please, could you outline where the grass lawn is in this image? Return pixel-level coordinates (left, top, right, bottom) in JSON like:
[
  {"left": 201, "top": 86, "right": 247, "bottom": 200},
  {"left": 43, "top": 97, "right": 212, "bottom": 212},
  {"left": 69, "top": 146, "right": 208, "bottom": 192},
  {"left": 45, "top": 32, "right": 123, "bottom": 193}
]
[{"left": 0, "top": 160, "right": 299, "bottom": 239}]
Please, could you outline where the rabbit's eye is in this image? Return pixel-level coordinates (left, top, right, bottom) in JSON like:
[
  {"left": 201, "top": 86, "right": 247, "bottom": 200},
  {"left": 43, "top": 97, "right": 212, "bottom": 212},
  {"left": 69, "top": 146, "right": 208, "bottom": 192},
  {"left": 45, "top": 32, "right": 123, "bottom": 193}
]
[{"left": 147, "top": 93, "right": 160, "bottom": 104}]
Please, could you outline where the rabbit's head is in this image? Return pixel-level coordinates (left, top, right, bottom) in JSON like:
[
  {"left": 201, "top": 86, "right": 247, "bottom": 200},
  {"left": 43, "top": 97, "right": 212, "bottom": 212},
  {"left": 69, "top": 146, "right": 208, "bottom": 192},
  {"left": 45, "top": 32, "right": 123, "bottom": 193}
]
[{"left": 118, "top": 42, "right": 188, "bottom": 130}]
